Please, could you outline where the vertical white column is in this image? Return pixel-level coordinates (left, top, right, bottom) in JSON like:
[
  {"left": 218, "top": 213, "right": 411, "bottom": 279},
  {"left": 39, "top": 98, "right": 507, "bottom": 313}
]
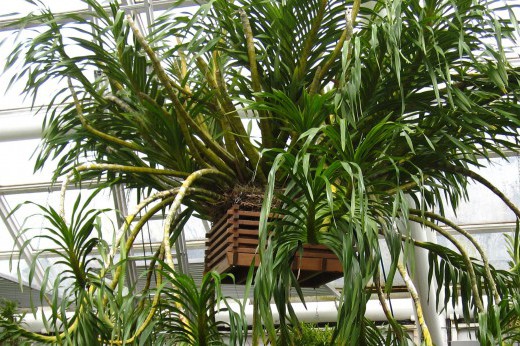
[{"left": 408, "top": 220, "right": 447, "bottom": 346}]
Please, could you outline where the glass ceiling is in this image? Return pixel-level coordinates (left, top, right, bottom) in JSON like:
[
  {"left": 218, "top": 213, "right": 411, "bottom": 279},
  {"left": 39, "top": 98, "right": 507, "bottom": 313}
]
[{"left": 1, "top": 1, "right": 89, "bottom": 20}]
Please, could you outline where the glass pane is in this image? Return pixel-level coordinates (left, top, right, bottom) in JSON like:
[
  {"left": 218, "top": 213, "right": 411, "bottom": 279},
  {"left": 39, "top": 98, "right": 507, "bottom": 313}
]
[
  {"left": 0, "top": 258, "right": 29, "bottom": 281},
  {"left": 0, "top": 22, "right": 99, "bottom": 110},
  {"left": 442, "top": 155, "right": 520, "bottom": 224},
  {"left": 0, "top": 139, "right": 53, "bottom": 185},
  {"left": 437, "top": 232, "right": 513, "bottom": 270},
  {"left": 0, "top": 1, "right": 88, "bottom": 19},
  {"left": 184, "top": 216, "right": 206, "bottom": 241},
  {"left": 5, "top": 188, "right": 118, "bottom": 250},
  {"left": 0, "top": 29, "right": 38, "bottom": 110},
  {"left": 0, "top": 219, "right": 16, "bottom": 252},
  {"left": 128, "top": 214, "right": 206, "bottom": 246}
]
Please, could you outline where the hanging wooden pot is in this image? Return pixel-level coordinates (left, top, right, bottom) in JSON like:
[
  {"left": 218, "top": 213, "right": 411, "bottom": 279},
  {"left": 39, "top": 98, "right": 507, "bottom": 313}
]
[{"left": 204, "top": 204, "right": 343, "bottom": 287}]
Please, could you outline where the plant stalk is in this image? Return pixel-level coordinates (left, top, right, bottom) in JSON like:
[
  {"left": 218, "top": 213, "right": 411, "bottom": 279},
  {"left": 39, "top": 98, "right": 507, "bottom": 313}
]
[
  {"left": 409, "top": 208, "right": 500, "bottom": 303},
  {"left": 397, "top": 262, "right": 433, "bottom": 346},
  {"left": 408, "top": 214, "right": 485, "bottom": 312}
]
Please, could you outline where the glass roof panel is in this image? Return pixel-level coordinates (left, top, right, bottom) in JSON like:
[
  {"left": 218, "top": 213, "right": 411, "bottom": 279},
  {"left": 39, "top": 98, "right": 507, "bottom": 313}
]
[
  {"left": 131, "top": 215, "right": 206, "bottom": 245},
  {"left": 0, "top": 23, "right": 101, "bottom": 110},
  {"left": 441, "top": 155, "right": 520, "bottom": 225},
  {"left": 5, "top": 189, "right": 118, "bottom": 250},
  {"left": 0, "top": 139, "right": 58, "bottom": 185},
  {"left": 0, "top": 1, "right": 89, "bottom": 20},
  {"left": 0, "top": 258, "right": 29, "bottom": 283},
  {"left": 437, "top": 232, "right": 513, "bottom": 270},
  {"left": 0, "top": 29, "right": 37, "bottom": 110},
  {"left": 0, "top": 221, "right": 16, "bottom": 252}
]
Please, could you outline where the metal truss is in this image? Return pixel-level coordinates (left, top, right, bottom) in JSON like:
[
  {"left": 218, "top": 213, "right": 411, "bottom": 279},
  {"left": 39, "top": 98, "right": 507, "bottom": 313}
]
[
  {"left": 0, "top": 0, "right": 199, "bottom": 32},
  {"left": 0, "top": 194, "right": 45, "bottom": 287}
]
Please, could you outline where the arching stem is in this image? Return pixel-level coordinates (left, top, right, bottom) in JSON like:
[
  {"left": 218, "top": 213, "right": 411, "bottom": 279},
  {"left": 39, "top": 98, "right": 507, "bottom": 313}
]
[
  {"left": 110, "top": 188, "right": 219, "bottom": 291},
  {"left": 127, "top": 15, "right": 238, "bottom": 174},
  {"left": 397, "top": 262, "right": 433, "bottom": 346},
  {"left": 409, "top": 208, "right": 500, "bottom": 303},
  {"left": 108, "top": 244, "right": 166, "bottom": 345},
  {"left": 309, "top": 0, "right": 360, "bottom": 94},
  {"left": 59, "top": 163, "right": 190, "bottom": 220},
  {"left": 162, "top": 169, "right": 225, "bottom": 272},
  {"left": 440, "top": 164, "right": 520, "bottom": 219},
  {"left": 374, "top": 269, "right": 406, "bottom": 341},
  {"left": 68, "top": 78, "right": 144, "bottom": 152},
  {"left": 408, "top": 215, "right": 485, "bottom": 312},
  {"left": 238, "top": 8, "right": 273, "bottom": 148}
]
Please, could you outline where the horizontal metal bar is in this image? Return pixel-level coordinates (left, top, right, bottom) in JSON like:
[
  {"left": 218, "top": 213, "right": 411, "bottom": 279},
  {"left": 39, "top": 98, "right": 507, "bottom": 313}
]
[
  {"left": 0, "top": 239, "right": 206, "bottom": 261},
  {"left": 440, "top": 221, "right": 518, "bottom": 234},
  {"left": 0, "top": 180, "right": 102, "bottom": 195},
  {"left": 0, "top": 0, "right": 199, "bottom": 32}
]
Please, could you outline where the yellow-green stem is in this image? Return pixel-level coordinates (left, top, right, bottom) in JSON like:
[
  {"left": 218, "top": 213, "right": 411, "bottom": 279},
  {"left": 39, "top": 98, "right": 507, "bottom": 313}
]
[
  {"left": 127, "top": 15, "right": 236, "bottom": 171},
  {"left": 408, "top": 215, "right": 485, "bottom": 312},
  {"left": 397, "top": 262, "right": 433, "bottom": 346},
  {"left": 374, "top": 269, "right": 406, "bottom": 341},
  {"left": 68, "top": 78, "right": 143, "bottom": 152},
  {"left": 163, "top": 169, "right": 224, "bottom": 271},
  {"left": 108, "top": 245, "right": 165, "bottom": 345},
  {"left": 296, "top": 0, "right": 328, "bottom": 81},
  {"left": 385, "top": 175, "right": 430, "bottom": 195},
  {"left": 409, "top": 208, "right": 500, "bottom": 303},
  {"left": 109, "top": 197, "right": 175, "bottom": 291},
  {"left": 309, "top": 0, "right": 360, "bottom": 95},
  {"left": 112, "top": 189, "right": 219, "bottom": 289},
  {"left": 105, "top": 94, "right": 135, "bottom": 113},
  {"left": 59, "top": 163, "right": 190, "bottom": 219},
  {"left": 137, "top": 91, "right": 236, "bottom": 171},
  {"left": 238, "top": 8, "right": 273, "bottom": 148},
  {"left": 196, "top": 57, "right": 265, "bottom": 181}
]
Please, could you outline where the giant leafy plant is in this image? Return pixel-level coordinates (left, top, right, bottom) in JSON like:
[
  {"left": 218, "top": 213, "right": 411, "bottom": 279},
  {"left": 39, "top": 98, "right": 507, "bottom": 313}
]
[{"left": 3, "top": 0, "right": 520, "bottom": 344}]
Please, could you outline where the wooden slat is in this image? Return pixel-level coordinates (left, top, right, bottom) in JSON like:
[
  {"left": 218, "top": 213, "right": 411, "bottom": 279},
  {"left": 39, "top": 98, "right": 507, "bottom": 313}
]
[
  {"left": 233, "top": 210, "right": 261, "bottom": 218},
  {"left": 236, "top": 219, "right": 261, "bottom": 227},
  {"left": 206, "top": 225, "right": 232, "bottom": 249},
  {"left": 205, "top": 204, "right": 344, "bottom": 287},
  {"left": 208, "top": 211, "right": 233, "bottom": 236},
  {"left": 205, "top": 239, "right": 232, "bottom": 262}
]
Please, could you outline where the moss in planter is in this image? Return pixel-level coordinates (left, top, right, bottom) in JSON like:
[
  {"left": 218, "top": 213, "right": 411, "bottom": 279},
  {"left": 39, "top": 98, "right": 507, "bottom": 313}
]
[{"left": 209, "top": 184, "right": 283, "bottom": 221}]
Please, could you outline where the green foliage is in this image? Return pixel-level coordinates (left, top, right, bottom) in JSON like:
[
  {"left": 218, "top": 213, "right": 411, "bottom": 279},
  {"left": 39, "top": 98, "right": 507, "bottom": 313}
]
[
  {"left": 155, "top": 270, "right": 247, "bottom": 346},
  {"left": 490, "top": 223, "right": 520, "bottom": 345},
  {"left": 0, "top": 299, "right": 22, "bottom": 325},
  {"left": 2, "top": 0, "right": 520, "bottom": 344},
  {"left": 287, "top": 322, "right": 334, "bottom": 346},
  {"left": 0, "top": 298, "right": 29, "bottom": 345}
]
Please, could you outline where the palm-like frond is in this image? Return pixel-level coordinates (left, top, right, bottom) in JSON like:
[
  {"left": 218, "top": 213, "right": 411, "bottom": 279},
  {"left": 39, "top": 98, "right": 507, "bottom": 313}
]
[
  {"left": 3, "top": 0, "right": 520, "bottom": 344},
  {"left": 154, "top": 270, "right": 247, "bottom": 346}
]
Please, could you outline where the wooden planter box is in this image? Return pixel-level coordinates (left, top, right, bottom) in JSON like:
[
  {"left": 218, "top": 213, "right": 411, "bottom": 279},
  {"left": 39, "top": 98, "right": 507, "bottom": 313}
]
[{"left": 204, "top": 204, "right": 343, "bottom": 287}]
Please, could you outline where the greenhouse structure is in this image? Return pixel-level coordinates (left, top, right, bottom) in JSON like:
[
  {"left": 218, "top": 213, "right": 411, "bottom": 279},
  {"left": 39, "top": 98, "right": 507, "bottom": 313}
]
[{"left": 0, "top": 0, "right": 520, "bottom": 345}]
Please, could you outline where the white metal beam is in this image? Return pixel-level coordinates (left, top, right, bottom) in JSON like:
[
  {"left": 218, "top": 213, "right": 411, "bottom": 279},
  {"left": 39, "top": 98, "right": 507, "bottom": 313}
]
[
  {"left": 0, "top": 0, "right": 199, "bottom": 32},
  {"left": 408, "top": 219, "right": 447, "bottom": 346},
  {"left": 0, "top": 194, "right": 45, "bottom": 287},
  {"left": 0, "top": 180, "right": 103, "bottom": 195},
  {"left": 0, "top": 107, "right": 43, "bottom": 142}
]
